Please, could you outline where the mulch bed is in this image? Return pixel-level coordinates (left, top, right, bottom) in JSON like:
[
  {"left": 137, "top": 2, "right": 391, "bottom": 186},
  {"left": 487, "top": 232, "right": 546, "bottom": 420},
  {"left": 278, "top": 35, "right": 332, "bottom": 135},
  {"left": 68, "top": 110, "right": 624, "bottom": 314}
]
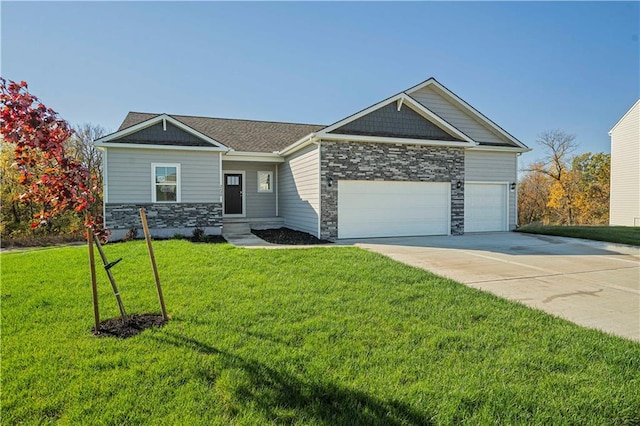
[
  {"left": 95, "top": 313, "right": 167, "bottom": 338},
  {"left": 252, "top": 228, "right": 332, "bottom": 245},
  {"left": 189, "top": 235, "right": 227, "bottom": 244}
]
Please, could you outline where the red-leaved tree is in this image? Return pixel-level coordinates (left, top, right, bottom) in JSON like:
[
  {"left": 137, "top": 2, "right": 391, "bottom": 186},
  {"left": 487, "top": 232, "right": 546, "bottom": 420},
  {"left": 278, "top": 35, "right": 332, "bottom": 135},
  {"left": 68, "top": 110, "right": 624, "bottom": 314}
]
[{"left": 0, "top": 78, "right": 105, "bottom": 238}]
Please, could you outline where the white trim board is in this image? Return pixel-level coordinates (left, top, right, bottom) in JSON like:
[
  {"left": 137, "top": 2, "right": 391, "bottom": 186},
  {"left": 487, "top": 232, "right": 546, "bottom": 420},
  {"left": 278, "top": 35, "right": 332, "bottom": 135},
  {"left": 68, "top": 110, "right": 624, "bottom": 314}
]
[
  {"left": 96, "top": 113, "right": 230, "bottom": 150},
  {"left": 224, "top": 151, "right": 284, "bottom": 163},
  {"left": 96, "top": 142, "right": 228, "bottom": 152},
  {"left": 319, "top": 134, "right": 475, "bottom": 148}
]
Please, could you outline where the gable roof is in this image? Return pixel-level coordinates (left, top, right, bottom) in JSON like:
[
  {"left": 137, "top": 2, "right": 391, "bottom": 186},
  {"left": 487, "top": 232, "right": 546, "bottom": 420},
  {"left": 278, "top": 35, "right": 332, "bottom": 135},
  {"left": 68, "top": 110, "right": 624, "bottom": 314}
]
[
  {"left": 609, "top": 99, "right": 640, "bottom": 135},
  {"left": 99, "top": 77, "right": 528, "bottom": 154},
  {"left": 115, "top": 112, "right": 324, "bottom": 153},
  {"left": 406, "top": 78, "right": 529, "bottom": 150},
  {"left": 317, "top": 93, "right": 475, "bottom": 146}
]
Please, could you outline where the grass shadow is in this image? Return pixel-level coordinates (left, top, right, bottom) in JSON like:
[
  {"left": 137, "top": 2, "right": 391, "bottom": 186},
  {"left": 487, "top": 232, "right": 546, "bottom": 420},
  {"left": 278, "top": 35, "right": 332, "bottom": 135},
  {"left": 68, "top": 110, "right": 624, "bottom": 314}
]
[{"left": 153, "top": 332, "right": 433, "bottom": 425}]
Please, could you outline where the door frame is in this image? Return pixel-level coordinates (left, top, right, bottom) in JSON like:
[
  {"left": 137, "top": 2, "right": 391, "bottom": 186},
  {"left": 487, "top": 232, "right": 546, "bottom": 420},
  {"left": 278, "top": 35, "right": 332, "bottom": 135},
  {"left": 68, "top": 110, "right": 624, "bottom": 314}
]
[
  {"left": 464, "top": 181, "right": 509, "bottom": 232},
  {"left": 223, "top": 170, "right": 246, "bottom": 217}
]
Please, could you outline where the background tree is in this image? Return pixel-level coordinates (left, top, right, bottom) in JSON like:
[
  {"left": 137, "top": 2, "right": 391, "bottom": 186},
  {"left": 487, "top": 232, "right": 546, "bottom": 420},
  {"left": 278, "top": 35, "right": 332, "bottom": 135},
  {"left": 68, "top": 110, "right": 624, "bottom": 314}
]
[
  {"left": 529, "top": 130, "right": 579, "bottom": 225},
  {"left": 517, "top": 162, "right": 551, "bottom": 225},
  {"left": 572, "top": 152, "right": 610, "bottom": 224},
  {"left": 1, "top": 119, "right": 106, "bottom": 241},
  {"left": 0, "top": 78, "right": 104, "bottom": 237},
  {"left": 67, "top": 123, "right": 106, "bottom": 188},
  {"left": 518, "top": 130, "right": 611, "bottom": 227}
]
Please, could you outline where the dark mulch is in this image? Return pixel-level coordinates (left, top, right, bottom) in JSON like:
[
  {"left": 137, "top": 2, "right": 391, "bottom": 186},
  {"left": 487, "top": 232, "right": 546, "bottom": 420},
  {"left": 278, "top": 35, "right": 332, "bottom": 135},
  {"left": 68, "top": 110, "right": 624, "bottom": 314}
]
[
  {"left": 252, "top": 228, "right": 332, "bottom": 245},
  {"left": 189, "top": 234, "right": 227, "bottom": 244},
  {"left": 95, "top": 313, "right": 167, "bottom": 338}
]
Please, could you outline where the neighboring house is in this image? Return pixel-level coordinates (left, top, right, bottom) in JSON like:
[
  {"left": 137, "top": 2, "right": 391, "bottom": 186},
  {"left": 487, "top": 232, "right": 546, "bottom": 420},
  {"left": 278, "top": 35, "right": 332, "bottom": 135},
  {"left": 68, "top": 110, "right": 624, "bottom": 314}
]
[
  {"left": 609, "top": 99, "right": 640, "bottom": 227},
  {"left": 95, "top": 78, "right": 530, "bottom": 241}
]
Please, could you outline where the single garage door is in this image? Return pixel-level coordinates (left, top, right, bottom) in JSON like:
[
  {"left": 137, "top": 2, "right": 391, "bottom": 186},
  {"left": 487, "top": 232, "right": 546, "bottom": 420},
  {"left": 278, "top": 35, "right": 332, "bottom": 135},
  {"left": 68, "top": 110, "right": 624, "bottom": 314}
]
[
  {"left": 338, "top": 181, "right": 450, "bottom": 239},
  {"left": 464, "top": 183, "right": 508, "bottom": 232}
]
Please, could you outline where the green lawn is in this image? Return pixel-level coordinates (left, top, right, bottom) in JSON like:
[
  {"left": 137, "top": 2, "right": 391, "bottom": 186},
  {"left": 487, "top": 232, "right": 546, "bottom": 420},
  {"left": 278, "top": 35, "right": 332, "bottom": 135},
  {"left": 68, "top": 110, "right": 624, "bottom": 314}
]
[
  {"left": 2, "top": 240, "right": 639, "bottom": 425},
  {"left": 516, "top": 224, "right": 640, "bottom": 246}
]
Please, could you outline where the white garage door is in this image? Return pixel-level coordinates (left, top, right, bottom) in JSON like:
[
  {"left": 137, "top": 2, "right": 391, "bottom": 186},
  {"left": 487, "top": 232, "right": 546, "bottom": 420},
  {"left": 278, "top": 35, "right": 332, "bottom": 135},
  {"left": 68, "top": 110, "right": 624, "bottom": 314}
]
[
  {"left": 337, "top": 181, "right": 450, "bottom": 239},
  {"left": 464, "top": 183, "right": 508, "bottom": 232}
]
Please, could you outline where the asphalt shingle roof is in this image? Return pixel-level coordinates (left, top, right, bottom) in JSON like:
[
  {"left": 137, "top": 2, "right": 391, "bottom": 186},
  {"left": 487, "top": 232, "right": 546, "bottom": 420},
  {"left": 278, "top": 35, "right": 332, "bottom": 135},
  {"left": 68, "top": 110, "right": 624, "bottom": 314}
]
[{"left": 118, "top": 112, "right": 325, "bottom": 153}]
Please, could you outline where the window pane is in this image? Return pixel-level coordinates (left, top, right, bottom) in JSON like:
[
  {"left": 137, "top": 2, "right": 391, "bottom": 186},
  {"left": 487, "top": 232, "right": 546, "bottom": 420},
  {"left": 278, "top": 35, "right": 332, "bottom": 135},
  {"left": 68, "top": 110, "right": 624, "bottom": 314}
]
[
  {"left": 156, "top": 184, "right": 176, "bottom": 202},
  {"left": 258, "top": 172, "right": 272, "bottom": 192},
  {"left": 156, "top": 166, "right": 177, "bottom": 183},
  {"left": 165, "top": 167, "right": 177, "bottom": 182}
]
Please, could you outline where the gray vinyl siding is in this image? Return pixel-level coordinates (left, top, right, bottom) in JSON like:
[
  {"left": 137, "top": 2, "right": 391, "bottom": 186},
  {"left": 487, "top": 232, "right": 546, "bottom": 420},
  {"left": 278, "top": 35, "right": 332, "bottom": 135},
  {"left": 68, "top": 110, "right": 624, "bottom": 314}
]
[
  {"left": 610, "top": 101, "right": 640, "bottom": 226},
  {"left": 465, "top": 150, "right": 518, "bottom": 229},
  {"left": 411, "top": 86, "right": 509, "bottom": 145},
  {"left": 222, "top": 161, "right": 277, "bottom": 217},
  {"left": 106, "top": 148, "right": 221, "bottom": 203},
  {"left": 278, "top": 144, "right": 320, "bottom": 236}
]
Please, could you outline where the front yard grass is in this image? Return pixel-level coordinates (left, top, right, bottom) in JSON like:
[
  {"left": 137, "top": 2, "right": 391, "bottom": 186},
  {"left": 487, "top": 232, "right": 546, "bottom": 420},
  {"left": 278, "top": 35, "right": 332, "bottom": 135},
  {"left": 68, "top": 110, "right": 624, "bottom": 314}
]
[
  {"left": 516, "top": 224, "right": 640, "bottom": 246},
  {"left": 2, "top": 240, "right": 639, "bottom": 424}
]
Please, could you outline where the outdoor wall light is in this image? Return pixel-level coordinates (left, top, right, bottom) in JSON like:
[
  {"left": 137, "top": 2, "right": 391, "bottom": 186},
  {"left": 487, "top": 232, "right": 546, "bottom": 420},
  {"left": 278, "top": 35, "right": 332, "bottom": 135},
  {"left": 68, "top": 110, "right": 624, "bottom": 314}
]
[
  {"left": 510, "top": 182, "right": 516, "bottom": 192},
  {"left": 327, "top": 176, "right": 333, "bottom": 187},
  {"left": 456, "top": 180, "right": 462, "bottom": 189}
]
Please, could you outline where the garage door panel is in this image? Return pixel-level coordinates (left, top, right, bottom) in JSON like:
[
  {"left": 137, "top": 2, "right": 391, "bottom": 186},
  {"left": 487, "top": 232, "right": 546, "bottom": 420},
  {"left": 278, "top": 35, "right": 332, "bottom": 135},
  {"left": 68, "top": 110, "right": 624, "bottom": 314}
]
[
  {"left": 465, "top": 183, "right": 507, "bottom": 232},
  {"left": 338, "top": 181, "right": 450, "bottom": 239}
]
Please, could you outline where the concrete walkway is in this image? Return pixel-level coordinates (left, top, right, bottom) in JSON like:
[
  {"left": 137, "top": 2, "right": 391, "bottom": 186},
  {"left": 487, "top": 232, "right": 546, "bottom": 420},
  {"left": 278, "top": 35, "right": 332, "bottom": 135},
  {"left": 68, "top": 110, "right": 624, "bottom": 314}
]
[
  {"left": 339, "top": 232, "right": 640, "bottom": 342},
  {"left": 222, "top": 232, "right": 274, "bottom": 247}
]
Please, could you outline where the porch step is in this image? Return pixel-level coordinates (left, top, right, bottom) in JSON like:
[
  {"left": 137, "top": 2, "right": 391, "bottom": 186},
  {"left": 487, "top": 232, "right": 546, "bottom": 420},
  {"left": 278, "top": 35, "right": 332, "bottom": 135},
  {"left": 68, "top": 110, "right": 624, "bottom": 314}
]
[{"left": 222, "top": 222, "right": 251, "bottom": 235}]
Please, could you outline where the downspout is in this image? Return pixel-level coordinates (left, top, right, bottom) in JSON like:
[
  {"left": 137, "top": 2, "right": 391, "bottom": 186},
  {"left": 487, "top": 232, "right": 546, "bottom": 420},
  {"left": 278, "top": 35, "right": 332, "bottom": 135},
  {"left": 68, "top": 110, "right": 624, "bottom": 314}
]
[
  {"left": 317, "top": 140, "right": 322, "bottom": 239},
  {"left": 102, "top": 148, "right": 108, "bottom": 229},
  {"left": 219, "top": 153, "right": 223, "bottom": 203},
  {"left": 275, "top": 164, "right": 279, "bottom": 217},
  {"left": 514, "top": 152, "right": 521, "bottom": 229}
]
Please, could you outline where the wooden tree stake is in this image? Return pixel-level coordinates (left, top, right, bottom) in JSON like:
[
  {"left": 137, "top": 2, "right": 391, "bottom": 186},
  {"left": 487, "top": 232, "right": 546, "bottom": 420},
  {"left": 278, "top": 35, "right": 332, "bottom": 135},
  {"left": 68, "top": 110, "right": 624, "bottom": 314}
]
[
  {"left": 139, "top": 208, "right": 168, "bottom": 320},
  {"left": 93, "top": 233, "right": 128, "bottom": 324},
  {"left": 87, "top": 229, "right": 100, "bottom": 333}
]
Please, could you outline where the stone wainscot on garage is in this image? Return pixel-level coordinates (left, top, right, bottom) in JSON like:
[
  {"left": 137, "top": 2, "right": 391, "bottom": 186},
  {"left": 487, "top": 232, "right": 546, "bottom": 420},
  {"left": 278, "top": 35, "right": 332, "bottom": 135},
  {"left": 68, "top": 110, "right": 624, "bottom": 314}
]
[{"left": 95, "top": 77, "right": 530, "bottom": 241}]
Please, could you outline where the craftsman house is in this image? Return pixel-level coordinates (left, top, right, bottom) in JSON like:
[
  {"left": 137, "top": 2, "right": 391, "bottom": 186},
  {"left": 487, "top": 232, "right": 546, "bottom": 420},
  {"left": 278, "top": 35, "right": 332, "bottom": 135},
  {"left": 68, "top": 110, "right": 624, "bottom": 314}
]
[{"left": 95, "top": 78, "right": 530, "bottom": 241}]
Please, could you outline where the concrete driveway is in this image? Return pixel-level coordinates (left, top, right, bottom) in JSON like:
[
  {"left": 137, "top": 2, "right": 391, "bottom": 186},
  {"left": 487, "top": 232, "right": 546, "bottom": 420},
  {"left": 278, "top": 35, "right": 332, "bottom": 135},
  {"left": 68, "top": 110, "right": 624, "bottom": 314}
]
[{"left": 339, "top": 232, "right": 640, "bottom": 342}]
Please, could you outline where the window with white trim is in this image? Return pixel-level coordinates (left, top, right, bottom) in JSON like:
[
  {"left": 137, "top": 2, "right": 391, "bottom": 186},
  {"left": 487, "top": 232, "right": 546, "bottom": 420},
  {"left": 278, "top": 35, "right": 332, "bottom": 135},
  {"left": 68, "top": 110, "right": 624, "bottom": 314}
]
[
  {"left": 257, "top": 171, "right": 273, "bottom": 193},
  {"left": 152, "top": 163, "right": 180, "bottom": 202}
]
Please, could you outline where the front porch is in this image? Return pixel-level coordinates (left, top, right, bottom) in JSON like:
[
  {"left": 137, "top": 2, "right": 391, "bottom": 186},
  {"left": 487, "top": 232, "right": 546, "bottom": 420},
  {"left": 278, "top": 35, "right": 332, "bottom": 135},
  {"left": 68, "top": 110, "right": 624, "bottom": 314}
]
[{"left": 222, "top": 217, "right": 284, "bottom": 235}]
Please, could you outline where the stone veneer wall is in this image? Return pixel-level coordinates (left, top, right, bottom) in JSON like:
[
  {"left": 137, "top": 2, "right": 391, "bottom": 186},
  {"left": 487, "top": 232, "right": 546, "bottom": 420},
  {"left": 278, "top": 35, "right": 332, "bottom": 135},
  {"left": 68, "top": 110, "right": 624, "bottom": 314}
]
[
  {"left": 319, "top": 141, "right": 464, "bottom": 240},
  {"left": 105, "top": 203, "right": 223, "bottom": 239}
]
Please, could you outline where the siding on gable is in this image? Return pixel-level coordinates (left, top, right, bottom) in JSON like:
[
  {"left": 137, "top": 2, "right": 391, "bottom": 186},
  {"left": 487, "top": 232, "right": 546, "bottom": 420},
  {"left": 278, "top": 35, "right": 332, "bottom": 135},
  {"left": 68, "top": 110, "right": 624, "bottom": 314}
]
[
  {"left": 411, "top": 86, "right": 511, "bottom": 145},
  {"left": 222, "top": 161, "right": 277, "bottom": 217},
  {"left": 610, "top": 101, "right": 640, "bottom": 226},
  {"left": 112, "top": 122, "right": 213, "bottom": 147},
  {"left": 465, "top": 150, "right": 518, "bottom": 229},
  {"left": 330, "top": 103, "right": 461, "bottom": 141},
  {"left": 278, "top": 144, "right": 320, "bottom": 236},
  {"left": 106, "top": 148, "right": 221, "bottom": 204}
]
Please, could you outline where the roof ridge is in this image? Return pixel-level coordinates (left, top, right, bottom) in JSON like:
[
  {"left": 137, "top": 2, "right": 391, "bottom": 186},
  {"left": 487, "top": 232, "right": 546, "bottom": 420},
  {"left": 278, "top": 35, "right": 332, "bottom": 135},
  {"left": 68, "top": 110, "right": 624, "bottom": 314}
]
[{"left": 126, "top": 111, "right": 325, "bottom": 127}]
